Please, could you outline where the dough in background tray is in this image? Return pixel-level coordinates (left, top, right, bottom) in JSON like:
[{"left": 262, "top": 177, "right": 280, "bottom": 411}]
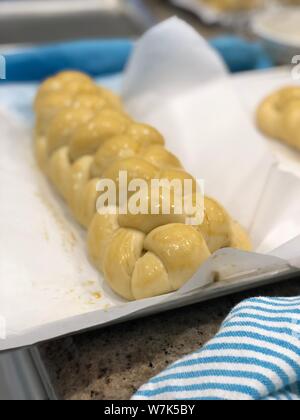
[{"left": 257, "top": 86, "right": 300, "bottom": 151}]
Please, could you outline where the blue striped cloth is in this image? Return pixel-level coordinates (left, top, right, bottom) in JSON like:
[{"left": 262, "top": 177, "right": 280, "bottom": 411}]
[{"left": 132, "top": 297, "right": 300, "bottom": 400}]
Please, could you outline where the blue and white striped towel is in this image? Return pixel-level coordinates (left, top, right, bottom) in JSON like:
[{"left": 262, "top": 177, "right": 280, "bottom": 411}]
[{"left": 133, "top": 297, "right": 300, "bottom": 400}]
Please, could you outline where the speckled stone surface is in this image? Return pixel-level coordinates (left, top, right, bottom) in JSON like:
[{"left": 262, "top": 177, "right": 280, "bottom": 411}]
[{"left": 39, "top": 278, "right": 300, "bottom": 400}]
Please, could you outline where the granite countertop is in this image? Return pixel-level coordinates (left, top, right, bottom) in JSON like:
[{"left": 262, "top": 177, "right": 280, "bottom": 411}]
[
  {"left": 39, "top": 278, "right": 300, "bottom": 400},
  {"left": 37, "top": 0, "right": 300, "bottom": 401}
]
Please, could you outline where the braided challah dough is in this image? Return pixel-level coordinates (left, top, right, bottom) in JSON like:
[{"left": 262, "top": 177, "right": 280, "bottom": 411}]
[
  {"left": 257, "top": 86, "right": 300, "bottom": 151},
  {"left": 34, "top": 71, "right": 251, "bottom": 300}
]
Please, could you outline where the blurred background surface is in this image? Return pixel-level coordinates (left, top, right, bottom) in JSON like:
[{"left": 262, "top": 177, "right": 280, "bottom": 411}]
[
  {"left": 1, "top": 0, "right": 299, "bottom": 75},
  {"left": 0, "top": 0, "right": 152, "bottom": 45}
]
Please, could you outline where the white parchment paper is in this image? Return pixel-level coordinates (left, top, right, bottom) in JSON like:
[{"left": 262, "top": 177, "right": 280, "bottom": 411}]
[{"left": 0, "top": 19, "right": 300, "bottom": 351}]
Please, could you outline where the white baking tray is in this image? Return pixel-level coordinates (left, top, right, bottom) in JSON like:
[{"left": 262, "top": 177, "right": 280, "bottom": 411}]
[{"left": 1, "top": 18, "right": 300, "bottom": 352}]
